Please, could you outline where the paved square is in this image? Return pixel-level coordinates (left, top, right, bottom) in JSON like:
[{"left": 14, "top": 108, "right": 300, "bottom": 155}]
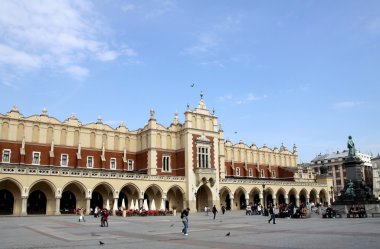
[{"left": 0, "top": 212, "right": 379, "bottom": 249}]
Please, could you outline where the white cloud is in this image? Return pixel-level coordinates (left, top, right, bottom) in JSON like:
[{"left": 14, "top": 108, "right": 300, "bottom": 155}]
[
  {"left": 333, "top": 101, "right": 364, "bottom": 110},
  {"left": 64, "top": 65, "right": 89, "bottom": 80},
  {"left": 97, "top": 50, "right": 119, "bottom": 61},
  {"left": 219, "top": 94, "right": 233, "bottom": 102},
  {"left": 236, "top": 93, "right": 268, "bottom": 104},
  {"left": 218, "top": 92, "right": 267, "bottom": 104},
  {"left": 0, "top": 0, "right": 138, "bottom": 82},
  {"left": 183, "top": 15, "right": 242, "bottom": 57},
  {"left": 122, "top": 3, "right": 135, "bottom": 12},
  {"left": 0, "top": 44, "right": 41, "bottom": 68}
]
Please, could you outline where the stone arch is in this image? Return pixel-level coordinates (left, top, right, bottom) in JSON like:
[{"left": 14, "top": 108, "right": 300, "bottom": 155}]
[
  {"left": 17, "top": 123, "right": 24, "bottom": 140},
  {"left": 91, "top": 182, "right": 115, "bottom": 210},
  {"left": 219, "top": 186, "right": 232, "bottom": 210},
  {"left": 167, "top": 184, "right": 185, "bottom": 211},
  {"left": 46, "top": 126, "right": 54, "bottom": 144},
  {"left": 309, "top": 189, "right": 318, "bottom": 205},
  {"left": 32, "top": 125, "right": 40, "bottom": 142},
  {"left": 61, "top": 180, "right": 87, "bottom": 213},
  {"left": 234, "top": 186, "right": 248, "bottom": 210},
  {"left": 1, "top": 122, "right": 9, "bottom": 139},
  {"left": 119, "top": 183, "right": 141, "bottom": 210},
  {"left": 28, "top": 179, "right": 56, "bottom": 215},
  {"left": 299, "top": 188, "right": 308, "bottom": 205},
  {"left": 249, "top": 187, "right": 261, "bottom": 205},
  {"left": 288, "top": 188, "right": 298, "bottom": 206},
  {"left": 319, "top": 189, "right": 328, "bottom": 205},
  {"left": 144, "top": 184, "right": 164, "bottom": 210},
  {"left": 0, "top": 178, "right": 23, "bottom": 215},
  {"left": 264, "top": 187, "right": 274, "bottom": 206},
  {"left": 276, "top": 187, "right": 287, "bottom": 205},
  {"left": 196, "top": 184, "right": 212, "bottom": 212}
]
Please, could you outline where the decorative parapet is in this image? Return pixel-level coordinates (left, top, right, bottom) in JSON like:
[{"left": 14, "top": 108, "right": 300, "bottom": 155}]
[
  {"left": 0, "top": 165, "right": 185, "bottom": 182},
  {"left": 220, "top": 178, "right": 327, "bottom": 187}
]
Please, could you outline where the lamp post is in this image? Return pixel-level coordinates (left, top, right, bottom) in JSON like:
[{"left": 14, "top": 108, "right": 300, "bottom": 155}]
[
  {"left": 330, "top": 186, "right": 334, "bottom": 204},
  {"left": 262, "top": 184, "right": 266, "bottom": 216}
]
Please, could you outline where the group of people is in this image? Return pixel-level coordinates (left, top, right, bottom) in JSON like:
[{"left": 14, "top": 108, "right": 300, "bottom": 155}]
[
  {"left": 204, "top": 205, "right": 220, "bottom": 219},
  {"left": 77, "top": 206, "right": 109, "bottom": 227},
  {"left": 245, "top": 203, "right": 263, "bottom": 215}
]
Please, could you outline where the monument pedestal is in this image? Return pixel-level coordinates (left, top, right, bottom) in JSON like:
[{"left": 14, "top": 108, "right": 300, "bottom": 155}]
[{"left": 344, "top": 158, "right": 362, "bottom": 182}]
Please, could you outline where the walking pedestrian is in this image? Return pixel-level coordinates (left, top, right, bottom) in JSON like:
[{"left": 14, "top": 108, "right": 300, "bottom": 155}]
[
  {"left": 78, "top": 207, "right": 85, "bottom": 222},
  {"left": 204, "top": 205, "right": 209, "bottom": 216},
  {"left": 268, "top": 204, "right": 276, "bottom": 224},
  {"left": 212, "top": 205, "right": 218, "bottom": 220},
  {"left": 101, "top": 209, "right": 109, "bottom": 227},
  {"left": 221, "top": 205, "right": 226, "bottom": 215},
  {"left": 181, "top": 208, "right": 190, "bottom": 235}
]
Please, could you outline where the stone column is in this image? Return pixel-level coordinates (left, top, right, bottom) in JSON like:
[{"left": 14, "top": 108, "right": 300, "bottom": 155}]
[
  {"left": 21, "top": 197, "right": 28, "bottom": 216},
  {"left": 229, "top": 198, "right": 234, "bottom": 211},
  {"left": 306, "top": 196, "right": 310, "bottom": 204},
  {"left": 285, "top": 194, "right": 289, "bottom": 204},
  {"left": 296, "top": 196, "right": 300, "bottom": 207},
  {"left": 259, "top": 193, "right": 263, "bottom": 206},
  {"left": 86, "top": 198, "right": 91, "bottom": 215},
  {"left": 55, "top": 198, "right": 61, "bottom": 215},
  {"left": 113, "top": 198, "right": 118, "bottom": 213}
]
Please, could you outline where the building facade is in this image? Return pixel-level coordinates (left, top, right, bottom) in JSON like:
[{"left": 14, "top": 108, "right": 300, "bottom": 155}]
[
  {"left": 0, "top": 95, "right": 332, "bottom": 215},
  {"left": 309, "top": 150, "right": 373, "bottom": 200},
  {"left": 372, "top": 155, "right": 380, "bottom": 199}
]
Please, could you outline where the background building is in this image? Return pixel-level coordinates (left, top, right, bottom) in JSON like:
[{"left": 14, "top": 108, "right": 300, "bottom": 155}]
[
  {"left": 0, "top": 94, "right": 332, "bottom": 216},
  {"left": 372, "top": 154, "right": 380, "bottom": 199},
  {"left": 309, "top": 150, "right": 373, "bottom": 199}
]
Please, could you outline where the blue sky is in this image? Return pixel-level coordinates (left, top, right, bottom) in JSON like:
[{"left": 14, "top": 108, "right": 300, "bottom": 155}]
[{"left": 1, "top": 0, "right": 379, "bottom": 162}]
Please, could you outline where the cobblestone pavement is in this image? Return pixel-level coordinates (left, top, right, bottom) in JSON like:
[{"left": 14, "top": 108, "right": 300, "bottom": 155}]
[{"left": 0, "top": 212, "right": 379, "bottom": 249}]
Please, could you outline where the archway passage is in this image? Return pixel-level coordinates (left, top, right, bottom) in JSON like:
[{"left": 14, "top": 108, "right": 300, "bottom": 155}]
[
  {"left": 225, "top": 195, "right": 231, "bottom": 210},
  {"left": 0, "top": 189, "right": 14, "bottom": 215},
  {"left": 60, "top": 191, "right": 76, "bottom": 214},
  {"left": 253, "top": 194, "right": 260, "bottom": 205},
  {"left": 118, "top": 192, "right": 128, "bottom": 209},
  {"left": 289, "top": 195, "right": 296, "bottom": 205},
  {"left": 167, "top": 186, "right": 184, "bottom": 211},
  {"left": 91, "top": 191, "right": 103, "bottom": 210},
  {"left": 239, "top": 194, "right": 246, "bottom": 210},
  {"left": 278, "top": 194, "right": 285, "bottom": 205},
  {"left": 27, "top": 190, "right": 46, "bottom": 214},
  {"left": 266, "top": 194, "right": 273, "bottom": 206},
  {"left": 196, "top": 185, "right": 212, "bottom": 212}
]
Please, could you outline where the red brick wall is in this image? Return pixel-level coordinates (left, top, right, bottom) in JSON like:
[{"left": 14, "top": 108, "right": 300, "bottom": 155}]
[
  {"left": 136, "top": 151, "right": 147, "bottom": 173},
  {"left": 156, "top": 149, "right": 185, "bottom": 176},
  {"left": 0, "top": 141, "right": 21, "bottom": 163}
]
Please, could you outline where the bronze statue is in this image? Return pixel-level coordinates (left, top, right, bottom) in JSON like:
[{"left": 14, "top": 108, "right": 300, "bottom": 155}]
[{"left": 347, "top": 136, "right": 356, "bottom": 159}]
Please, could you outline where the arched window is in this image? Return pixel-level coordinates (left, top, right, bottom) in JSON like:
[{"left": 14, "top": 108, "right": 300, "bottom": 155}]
[{"left": 260, "top": 169, "right": 265, "bottom": 178}]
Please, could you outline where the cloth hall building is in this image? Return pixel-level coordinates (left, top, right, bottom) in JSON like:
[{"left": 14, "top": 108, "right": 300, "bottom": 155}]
[{"left": 0, "top": 95, "right": 332, "bottom": 215}]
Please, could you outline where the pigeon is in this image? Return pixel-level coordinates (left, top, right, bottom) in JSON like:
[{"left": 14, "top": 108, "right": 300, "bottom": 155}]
[
  {"left": 99, "top": 241, "right": 104, "bottom": 245},
  {"left": 225, "top": 232, "right": 230, "bottom": 237},
  {"left": 91, "top": 232, "right": 99, "bottom": 236},
  {"left": 170, "top": 223, "right": 174, "bottom": 227},
  {"left": 190, "top": 83, "right": 195, "bottom": 87}
]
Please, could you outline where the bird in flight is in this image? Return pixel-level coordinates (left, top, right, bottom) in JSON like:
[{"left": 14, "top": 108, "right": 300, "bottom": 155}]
[
  {"left": 190, "top": 83, "right": 195, "bottom": 87},
  {"left": 99, "top": 241, "right": 105, "bottom": 245},
  {"left": 234, "top": 131, "right": 237, "bottom": 134},
  {"left": 225, "top": 232, "right": 231, "bottom": 236}
]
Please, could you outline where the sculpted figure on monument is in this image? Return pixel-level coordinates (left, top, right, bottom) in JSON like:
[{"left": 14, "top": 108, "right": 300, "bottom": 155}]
[
  {"left": 347, "top": 136, "right": 356, "bottom": 159},
  {"left": 345, "top": 179, "right": 355, "bottom": 197}
]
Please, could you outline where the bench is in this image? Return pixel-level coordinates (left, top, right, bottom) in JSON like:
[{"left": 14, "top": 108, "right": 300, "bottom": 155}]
[{"left": 371, "top": 213, "right": 380, "bottom": 218}]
